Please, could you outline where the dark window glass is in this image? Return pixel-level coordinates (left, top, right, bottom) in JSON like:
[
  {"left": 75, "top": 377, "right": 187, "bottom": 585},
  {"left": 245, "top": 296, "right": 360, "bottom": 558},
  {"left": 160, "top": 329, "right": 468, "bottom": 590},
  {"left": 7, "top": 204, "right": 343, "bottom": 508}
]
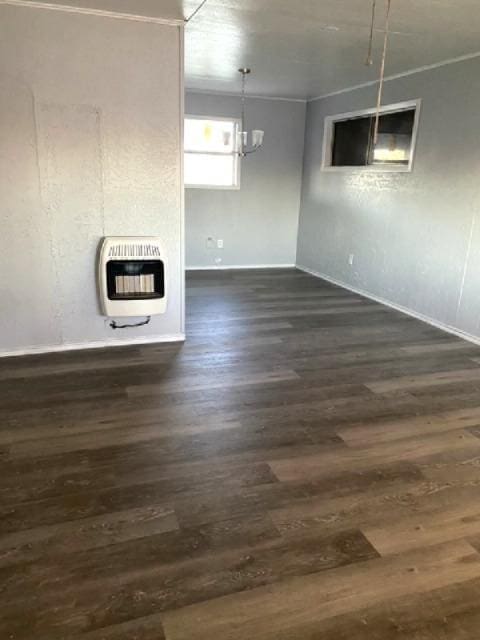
[{"left": 331, "top": 108, "right": 416, "bottom": 167}]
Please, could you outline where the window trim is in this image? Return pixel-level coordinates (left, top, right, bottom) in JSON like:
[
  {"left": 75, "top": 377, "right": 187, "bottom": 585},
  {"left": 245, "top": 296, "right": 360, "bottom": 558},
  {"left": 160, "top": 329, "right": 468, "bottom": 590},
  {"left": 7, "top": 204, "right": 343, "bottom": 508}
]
[
  {"left": 321, "top": 99, "right": 422, "bottom": 173},
  {"left": 184, "top": 114, "right": 242, "bottom": 190}
]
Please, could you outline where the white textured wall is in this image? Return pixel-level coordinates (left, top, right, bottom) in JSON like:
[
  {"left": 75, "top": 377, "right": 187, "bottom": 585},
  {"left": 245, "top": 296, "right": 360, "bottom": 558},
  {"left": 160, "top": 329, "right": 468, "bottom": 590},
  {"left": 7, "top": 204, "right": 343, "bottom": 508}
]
[
  {"left": 0, "top": 5, "right": 183, "bottom": 355},
  {"left": 297, "top": 57, "right": 480, "bottom": 341},
  {"left": 185, "top": 92, "right": 306, "bottom": 268}
]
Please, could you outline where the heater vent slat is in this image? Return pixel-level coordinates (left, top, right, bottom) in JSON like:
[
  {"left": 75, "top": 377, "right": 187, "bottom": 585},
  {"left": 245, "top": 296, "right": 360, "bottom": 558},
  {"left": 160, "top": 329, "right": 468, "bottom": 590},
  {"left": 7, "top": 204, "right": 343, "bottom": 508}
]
[{"left": 108, "top": 244, "right": 162, "bottom": 259}]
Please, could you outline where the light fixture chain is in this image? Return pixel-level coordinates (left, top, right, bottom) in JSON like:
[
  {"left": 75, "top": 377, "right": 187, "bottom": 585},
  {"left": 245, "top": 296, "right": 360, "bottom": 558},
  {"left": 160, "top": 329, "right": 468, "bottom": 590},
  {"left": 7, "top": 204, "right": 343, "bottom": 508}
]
[{"left": 241, "top": 71, "right": 246, "bottom": 137}]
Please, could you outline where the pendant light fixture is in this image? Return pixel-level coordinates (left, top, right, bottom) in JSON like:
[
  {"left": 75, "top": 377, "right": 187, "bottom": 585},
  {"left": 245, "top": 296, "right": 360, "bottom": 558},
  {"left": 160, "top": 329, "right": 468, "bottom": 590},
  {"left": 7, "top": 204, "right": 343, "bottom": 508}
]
[{"left": 237, "top": 68, "right": 265, "bottom": 157}]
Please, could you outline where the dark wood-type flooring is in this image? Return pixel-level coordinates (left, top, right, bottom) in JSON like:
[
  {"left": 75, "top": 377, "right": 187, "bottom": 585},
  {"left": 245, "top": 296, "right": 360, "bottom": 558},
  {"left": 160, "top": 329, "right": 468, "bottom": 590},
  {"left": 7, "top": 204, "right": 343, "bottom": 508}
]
[{"left": 3, "top": 268, "right": 480, "bottom": 639}]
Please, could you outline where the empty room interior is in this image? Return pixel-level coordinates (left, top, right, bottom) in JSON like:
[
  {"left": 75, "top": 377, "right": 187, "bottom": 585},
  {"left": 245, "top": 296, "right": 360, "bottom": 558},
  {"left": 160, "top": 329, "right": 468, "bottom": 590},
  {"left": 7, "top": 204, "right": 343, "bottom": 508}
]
[{"left": 5, "top": 0, "right": 480, "bottom": 637}]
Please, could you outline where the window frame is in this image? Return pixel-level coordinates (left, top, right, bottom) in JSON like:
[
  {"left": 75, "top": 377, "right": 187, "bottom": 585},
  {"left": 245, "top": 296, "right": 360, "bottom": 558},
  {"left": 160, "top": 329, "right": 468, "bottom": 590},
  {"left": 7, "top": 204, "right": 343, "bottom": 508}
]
[
  {"left": 184, "top": 114, "right": 242, "bottom": 190},
  {"left": 321, "top": 99, "right": 422, "bottom": 173}
]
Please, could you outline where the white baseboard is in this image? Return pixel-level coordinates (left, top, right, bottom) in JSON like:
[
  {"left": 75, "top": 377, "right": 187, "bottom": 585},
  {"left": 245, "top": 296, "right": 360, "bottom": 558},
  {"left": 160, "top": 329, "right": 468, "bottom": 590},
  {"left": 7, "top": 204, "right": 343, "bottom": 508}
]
[
  {"left": 0, "top": 333, "right": 186, "bottom": 359},
  {"left": 296, "top": 264, "right": 480, "bottom": 347},
  {"left": 187, "top": 264, "right": 295, "bottom": 271}
]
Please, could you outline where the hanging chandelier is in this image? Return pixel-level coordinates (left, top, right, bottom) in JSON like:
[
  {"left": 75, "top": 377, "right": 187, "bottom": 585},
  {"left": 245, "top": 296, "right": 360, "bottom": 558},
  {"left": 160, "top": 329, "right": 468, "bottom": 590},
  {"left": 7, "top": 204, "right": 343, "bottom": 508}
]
[{"left": 237, "top": 68, "right": 265, "bottom": 157}]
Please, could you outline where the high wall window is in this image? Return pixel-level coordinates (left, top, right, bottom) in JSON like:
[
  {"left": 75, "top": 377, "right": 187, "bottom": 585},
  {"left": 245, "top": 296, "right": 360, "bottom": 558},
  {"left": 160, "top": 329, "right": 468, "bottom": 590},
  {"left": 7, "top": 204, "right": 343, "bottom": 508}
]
[
  {"left": 184, "top": 116, "right": 241, "bottom": 189},
  {"left": 322, "top": 100, "right": 420, "bottom": 172}
]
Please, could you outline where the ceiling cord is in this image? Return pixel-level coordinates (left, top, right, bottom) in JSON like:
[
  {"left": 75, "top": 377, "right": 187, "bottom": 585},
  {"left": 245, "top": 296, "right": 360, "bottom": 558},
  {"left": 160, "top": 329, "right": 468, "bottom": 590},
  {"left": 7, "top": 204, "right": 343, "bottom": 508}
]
[
  {"left": 185, "top": 0, "right": 209, "bottom": 23},
  {"left": 365, "top": 0, "right": 377, "bottom": 66},
  {"left": 373, "top": 0, "right": 392, "bottom": 145}
]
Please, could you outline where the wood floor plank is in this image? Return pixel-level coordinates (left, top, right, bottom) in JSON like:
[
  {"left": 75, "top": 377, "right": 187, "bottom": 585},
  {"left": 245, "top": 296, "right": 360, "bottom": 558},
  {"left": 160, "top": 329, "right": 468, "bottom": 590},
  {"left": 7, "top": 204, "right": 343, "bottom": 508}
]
[
  {"left": 269, "top": 429, "right": 480, "bottom": 483},
  {"left": 161, "top": 540, "right": 480, "bottom": 640},
  {"left": 338, "top": 407, "right": 480, "bottom": 447},
  {"left": 78, "top": 617, "right": 166, "bottom": 640},
  {"left": 127, "top": 368, "right": 300, "bottom": 395},
  {"left": 366, "top": 367, "right": 480, "bottom": 394},
  {"left": 186, "top": 303, "right": 388, "bottom": 325},
  {"left": 399, "top": 340, "right": 478, "bottom": 355},
  {"left": 5, "top": 419, "right": 246, "bottom": 458},
  {"left": 364, "top": 499, "right": 480, "bottom": 556},
  {"left": 0, "top": 504, "right": 179, "bottom": 568},
  {"left": 279, "top": 577, "right": 480, "bottom": 639},
  {"left": 1, "top": 457, "right": 277, "bottom": 508}
]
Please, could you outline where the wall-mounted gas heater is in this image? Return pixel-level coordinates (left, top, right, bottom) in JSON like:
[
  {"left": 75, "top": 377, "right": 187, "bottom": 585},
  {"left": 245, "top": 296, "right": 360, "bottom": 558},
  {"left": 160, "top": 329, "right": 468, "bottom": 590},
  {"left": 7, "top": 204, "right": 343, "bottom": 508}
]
[{"left": 99, "top": 237, "right": 167, "bottom": 317}]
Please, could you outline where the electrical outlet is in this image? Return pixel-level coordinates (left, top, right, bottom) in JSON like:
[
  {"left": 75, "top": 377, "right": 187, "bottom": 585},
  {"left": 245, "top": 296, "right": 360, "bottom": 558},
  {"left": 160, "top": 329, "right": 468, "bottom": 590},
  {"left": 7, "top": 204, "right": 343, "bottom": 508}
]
[
  {"left": 215, "top": 257, "right": 222, "bottom": 265},
  {"left": 348, "top": 253, "right": 354, "bottom": 266},
  {"left": 217, "top": 239, "right": 224, "bottom": 249}
]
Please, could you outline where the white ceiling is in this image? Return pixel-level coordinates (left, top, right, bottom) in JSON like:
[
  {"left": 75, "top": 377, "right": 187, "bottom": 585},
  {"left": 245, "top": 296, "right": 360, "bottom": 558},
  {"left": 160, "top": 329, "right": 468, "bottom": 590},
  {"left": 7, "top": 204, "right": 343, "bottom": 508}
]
[
  {"left": 11, "top": 0, "right": 480, "bottom": 100},
  {"left": 184, "top": 0, "right": 480, "bottom": 99}
]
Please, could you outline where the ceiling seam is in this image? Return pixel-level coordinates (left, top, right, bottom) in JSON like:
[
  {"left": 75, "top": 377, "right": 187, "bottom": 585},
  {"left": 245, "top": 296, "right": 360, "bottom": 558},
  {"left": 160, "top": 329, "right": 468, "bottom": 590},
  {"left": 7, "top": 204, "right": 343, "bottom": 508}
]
[{"left": 309, "top": 49, "right": 480, "bottom": 103}]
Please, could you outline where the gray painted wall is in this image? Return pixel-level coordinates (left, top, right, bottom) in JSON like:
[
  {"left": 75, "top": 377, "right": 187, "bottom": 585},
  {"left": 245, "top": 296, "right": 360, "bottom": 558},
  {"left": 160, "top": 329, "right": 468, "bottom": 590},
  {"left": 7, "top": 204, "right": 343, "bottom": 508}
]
[
  {"left": 0, "top": 5, "right": 183, "bottom": 355},
  {"left": 185, "top": 92, "right": 306, "bottom": 268},
  {"left": 297, "top": 57, "right": 480, "bottom": 340}
]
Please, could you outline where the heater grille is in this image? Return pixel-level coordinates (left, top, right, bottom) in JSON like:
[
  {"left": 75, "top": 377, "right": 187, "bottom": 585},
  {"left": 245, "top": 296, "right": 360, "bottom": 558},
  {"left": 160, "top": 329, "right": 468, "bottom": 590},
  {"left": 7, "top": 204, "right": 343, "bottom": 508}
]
[{"left": 108, "top": 244, "right": 162, "bottom": 258}]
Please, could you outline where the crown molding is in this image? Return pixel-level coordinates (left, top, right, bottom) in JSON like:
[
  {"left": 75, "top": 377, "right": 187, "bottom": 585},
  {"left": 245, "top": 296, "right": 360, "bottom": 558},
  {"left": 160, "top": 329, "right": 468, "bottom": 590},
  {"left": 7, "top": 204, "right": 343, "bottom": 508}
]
[
  {"left": 1, "top": 0, "right": 185, "bottom": 26},
  {"left": 309, "top": 50, "right": 480, "bottom": 102},
  {"left": 186, "top": 88, "right": 307, "bottom": 103}
]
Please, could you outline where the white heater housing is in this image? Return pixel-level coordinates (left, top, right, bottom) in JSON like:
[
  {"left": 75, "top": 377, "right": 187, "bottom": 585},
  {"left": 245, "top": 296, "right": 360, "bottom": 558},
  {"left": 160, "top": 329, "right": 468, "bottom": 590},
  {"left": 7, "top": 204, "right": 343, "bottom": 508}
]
[{"left": 99, "top": 236, "right": 167, "bottom": 317}]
